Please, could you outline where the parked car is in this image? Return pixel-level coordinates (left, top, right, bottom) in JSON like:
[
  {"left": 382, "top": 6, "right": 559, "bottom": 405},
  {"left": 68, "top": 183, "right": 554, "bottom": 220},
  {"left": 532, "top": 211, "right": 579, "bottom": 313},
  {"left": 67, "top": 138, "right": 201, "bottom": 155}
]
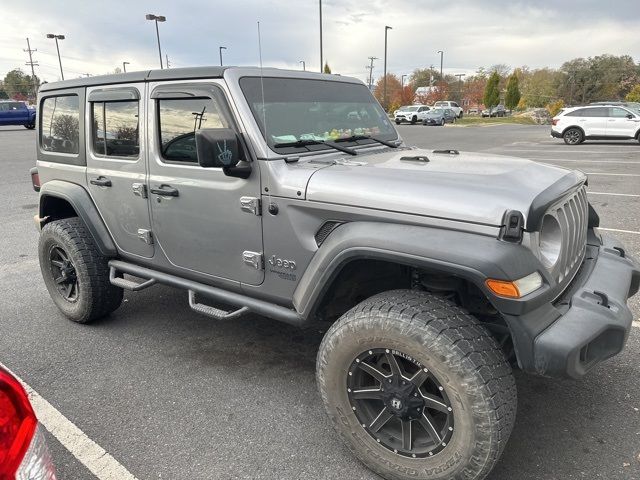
[
  {"left": 433, "top": 100, "right": 463, "bottom": 118},
  {"left": 467, "top": 107, "right": 479, "bottom": 115},
  {"left": 590, "top": 101, "right": 640, "bottom": 115},
  {"left": 421, "top": 107, "right": 457, "bottom": 126},
  {"left": 394, "top": 105, "right": 430, "bottom": 124},
  {"left": 31, "top": 67, "right": 639, "bottom": 480},
  {"left": 0, "top": 365, "right": 57, "bottom": 479},
  {"left": 0, "top": 100, "right": 36, "bottom": 129},
  {"left": 482, "top": 105, "right": 507, "bottom": 117},
  {"left": 392, "top": 105, "right": 412, "bottom": 117},
  {"left": 551, "top": 104, "right": 640, "bottom": 145}
]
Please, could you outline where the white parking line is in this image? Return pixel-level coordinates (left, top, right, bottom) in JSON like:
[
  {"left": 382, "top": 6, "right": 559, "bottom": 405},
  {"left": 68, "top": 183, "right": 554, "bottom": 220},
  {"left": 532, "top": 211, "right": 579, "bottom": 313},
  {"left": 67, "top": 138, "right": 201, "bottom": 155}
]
[
  {"left": 587, "top": 192, "right": 640, "bottom": 198},
  {"left": 535, "top": 158, "right": 640, "bottom": 164},
  {"left": 598, "top": 227, "right": 640, "bottom": 235},
  {"left": 633, "top": 321, "right": 640, "bottom": 329},
  {"left": 0, "top": 362, "right": 139, "bottom": 480}
]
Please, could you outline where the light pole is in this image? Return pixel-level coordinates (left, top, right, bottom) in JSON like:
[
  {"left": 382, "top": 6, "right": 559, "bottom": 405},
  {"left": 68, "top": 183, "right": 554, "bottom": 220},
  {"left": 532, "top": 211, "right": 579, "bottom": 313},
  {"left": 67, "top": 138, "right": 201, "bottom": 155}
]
[
  {"left": 437, "top": 50, "right": 444, "bottom": 80},
  {"left": 122, "top": 61, "right": 130, "bottom": 73},
  {"left": 145, "top": 14, "right": 166, "bottom": 69},
  {"left": 299, "top": 60, "right": 306, "bottom": 71},
  {"left": 319, "top": 0, "right": 323, "bottom": 72},
  {"left": 383, "top": 26, "right": 392, "bottom": 111},
  {"left": 219, "top": 46, "right": 227, "bottom": 66},
  {"left": 401, "top": 74, "right": 408, "bottom": 89},
  {"left": 46, "top": 34, "right": 65, "bottom": 80}
]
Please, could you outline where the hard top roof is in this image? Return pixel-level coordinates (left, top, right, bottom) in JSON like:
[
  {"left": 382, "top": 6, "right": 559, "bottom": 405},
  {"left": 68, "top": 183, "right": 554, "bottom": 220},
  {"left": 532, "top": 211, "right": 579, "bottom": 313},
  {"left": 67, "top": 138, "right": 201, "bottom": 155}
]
[{"left": 39, "top": 66, "right": 361, "bottom": 93}]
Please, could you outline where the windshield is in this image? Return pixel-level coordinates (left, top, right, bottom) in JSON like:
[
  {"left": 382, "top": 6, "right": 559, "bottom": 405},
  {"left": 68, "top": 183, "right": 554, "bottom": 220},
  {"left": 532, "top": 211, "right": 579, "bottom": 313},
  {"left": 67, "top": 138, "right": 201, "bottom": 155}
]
[
  {"left": 434, "top": 102, "right": 446, "bottom": 106},
  {"left": 428, "top": 109, "right": 444, "bottom": 115},
  {"left": 240, "top": 77, "right": 397, "bottom": 153},
  {"left": 400, "top": 106, "right": 419, "bottom": 112}
]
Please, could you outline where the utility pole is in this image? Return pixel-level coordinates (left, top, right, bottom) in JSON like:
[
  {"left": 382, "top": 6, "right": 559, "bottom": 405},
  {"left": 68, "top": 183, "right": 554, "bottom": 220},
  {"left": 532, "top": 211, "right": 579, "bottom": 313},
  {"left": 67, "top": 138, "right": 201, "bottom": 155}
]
[
  {"left": 24, "top": 38, "right": 39, "bottom": 97},
  {"left": 383, "top": 26, "right": 392, "bottom": 110},
  {"left": 401, "top": 74, "right": 407, "bottom": 89},
  {"left": 165, "top": 54, "right": 171, "bottom": 69},
  {"left": 299, "top": 60, "right": 306, "bottom": 71},
  {"left": 429, "top": 64, "right": 435, "bottom": 86},
  {"left": 319, "top": 0, "right": 323, "bottom": 72},
  {"left": 455, "top": 73, "right": 466, "bottom": 103},
  {"left": 437, "top": 50, "right": 444, "bottom": 80},
  {"left": 366, "top": 56, "right": 377, "bottom": 90}
]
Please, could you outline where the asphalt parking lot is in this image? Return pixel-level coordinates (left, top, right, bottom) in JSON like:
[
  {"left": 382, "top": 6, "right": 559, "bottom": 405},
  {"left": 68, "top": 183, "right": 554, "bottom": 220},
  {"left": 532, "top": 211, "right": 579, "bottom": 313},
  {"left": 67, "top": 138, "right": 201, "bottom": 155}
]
[{"left": 1, "top": 123, "right": 639, "bottom": 480}]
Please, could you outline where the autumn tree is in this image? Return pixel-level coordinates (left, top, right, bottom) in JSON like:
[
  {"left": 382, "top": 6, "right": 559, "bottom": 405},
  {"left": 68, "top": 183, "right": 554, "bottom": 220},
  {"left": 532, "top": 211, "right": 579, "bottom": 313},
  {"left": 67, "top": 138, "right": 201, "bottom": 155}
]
[
  {"left": 626, "top": 85, "right": 640, "bottom": 102},
  {"left": 373, "top": 74, "right": 402, "bottom": 110},
  {"left": 504, "top": 74, "right": 521, "bottom": 110},
  {"left": 519, "top": 68, "right": 561, "bottom": 107},
  {"left": 394, "top": 85, "right": 415, "bottom": 106},
  {"left": 483, "top": 71, "right": 500, "bottom": 108},
  {"left": 463, "top": 75, "right": 487, "bottom": 109}
]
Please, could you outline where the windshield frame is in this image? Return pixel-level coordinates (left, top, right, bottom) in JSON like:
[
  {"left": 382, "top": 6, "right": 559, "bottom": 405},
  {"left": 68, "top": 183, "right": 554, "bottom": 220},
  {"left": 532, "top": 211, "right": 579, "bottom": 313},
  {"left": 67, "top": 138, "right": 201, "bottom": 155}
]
[{"left": 238, "top": 76, "right": 399, "bottom": 157}]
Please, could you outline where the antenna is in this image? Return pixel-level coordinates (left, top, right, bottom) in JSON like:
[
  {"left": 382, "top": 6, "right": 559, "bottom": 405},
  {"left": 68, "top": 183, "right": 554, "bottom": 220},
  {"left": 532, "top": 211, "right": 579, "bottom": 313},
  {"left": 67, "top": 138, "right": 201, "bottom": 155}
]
[
  {"left": 24, "top": 38, "right": 39, "bottom": 98},
  {"left": 257, "top": 21, "right": 272, "bottom": 204}
]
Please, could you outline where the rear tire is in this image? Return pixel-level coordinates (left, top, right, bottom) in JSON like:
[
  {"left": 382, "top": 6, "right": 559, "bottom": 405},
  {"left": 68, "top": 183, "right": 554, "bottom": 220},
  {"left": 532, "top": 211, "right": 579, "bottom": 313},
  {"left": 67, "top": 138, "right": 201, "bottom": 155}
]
[
  {"left": 440, "top": 119, "right": 445, "bottom": 126},
  {"left": 563, "top": 127, "right": 584, "bottom": 145},
  {"left": 24, "top": 123, "right": 35, "bottom": 130},
  {"left": 317, "top": 290, "right": 516, "bottom": 480},
  {"left": 39, "top": 217, "right": 123, "bottom": 323},
  {"left": 458, "top": 112, "right": 464, "bottom": 119}
]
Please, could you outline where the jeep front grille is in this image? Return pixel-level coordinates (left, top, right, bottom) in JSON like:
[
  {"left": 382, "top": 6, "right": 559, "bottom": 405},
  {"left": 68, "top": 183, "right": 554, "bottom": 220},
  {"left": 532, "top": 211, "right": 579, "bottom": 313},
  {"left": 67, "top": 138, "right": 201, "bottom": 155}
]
[{"left": 552, "top": 186, "right": 588, "bottom": 283}]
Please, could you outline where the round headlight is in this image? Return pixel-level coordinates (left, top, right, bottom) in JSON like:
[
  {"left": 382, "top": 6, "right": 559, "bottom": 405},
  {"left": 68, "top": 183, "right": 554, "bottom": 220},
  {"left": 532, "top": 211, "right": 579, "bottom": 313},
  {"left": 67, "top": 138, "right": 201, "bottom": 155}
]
[{"left": 539, "top": 214, "right": 562, "bottom": 268}]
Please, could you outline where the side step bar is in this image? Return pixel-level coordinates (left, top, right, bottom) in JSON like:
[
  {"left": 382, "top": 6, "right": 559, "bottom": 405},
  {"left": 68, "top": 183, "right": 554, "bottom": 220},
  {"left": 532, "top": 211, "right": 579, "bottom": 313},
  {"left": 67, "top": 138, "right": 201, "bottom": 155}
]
[
  {"left": 188, "top": 291, "right": 249, "bottom": 320},
  {"left": 108, "top": 260, "right": 305, "bottom": 326}
]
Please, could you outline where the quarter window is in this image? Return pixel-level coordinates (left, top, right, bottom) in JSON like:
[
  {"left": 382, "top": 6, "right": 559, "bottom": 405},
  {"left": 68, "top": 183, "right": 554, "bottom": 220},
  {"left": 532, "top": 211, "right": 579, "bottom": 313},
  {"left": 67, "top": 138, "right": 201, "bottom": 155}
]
[
  {"left": 92, "top": 101, "right": 139, "bottom": 157},
  {"left": 40, "top": 95, "right": 80, "bottom": 155},
  {"left": 157, "top": 97, "right": 229, "bottom": 163}
]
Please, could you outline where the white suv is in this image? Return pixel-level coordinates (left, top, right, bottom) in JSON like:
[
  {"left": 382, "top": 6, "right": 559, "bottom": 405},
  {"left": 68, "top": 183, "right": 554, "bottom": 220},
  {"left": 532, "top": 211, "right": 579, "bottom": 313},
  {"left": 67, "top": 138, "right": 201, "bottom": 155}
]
[
  {"left": 552, "top": 105, "right": 640, "bottom": 145},
  {"left": 433, "top": 101, "right": 463, "bottom": 118},
  {"left": 394, "top": 105, "right": 430, "bottom": 124}
]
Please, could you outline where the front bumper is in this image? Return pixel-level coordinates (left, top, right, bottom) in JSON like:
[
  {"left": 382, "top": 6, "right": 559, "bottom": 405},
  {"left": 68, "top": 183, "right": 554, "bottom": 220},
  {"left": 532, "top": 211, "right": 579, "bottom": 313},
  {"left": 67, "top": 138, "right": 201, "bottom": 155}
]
[{"left": 507, "top": 234, "right": 639, "bottom": 379}]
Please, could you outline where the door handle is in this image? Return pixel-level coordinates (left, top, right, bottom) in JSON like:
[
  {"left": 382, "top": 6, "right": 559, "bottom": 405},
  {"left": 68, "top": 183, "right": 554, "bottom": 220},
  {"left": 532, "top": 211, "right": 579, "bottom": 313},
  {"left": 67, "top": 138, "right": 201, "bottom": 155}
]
[
  {"left": 90, "top": 176, "right": 112, "bottom": 187},
  {"left": 150, "top": 184, "right": 179, "bottom": 197}
]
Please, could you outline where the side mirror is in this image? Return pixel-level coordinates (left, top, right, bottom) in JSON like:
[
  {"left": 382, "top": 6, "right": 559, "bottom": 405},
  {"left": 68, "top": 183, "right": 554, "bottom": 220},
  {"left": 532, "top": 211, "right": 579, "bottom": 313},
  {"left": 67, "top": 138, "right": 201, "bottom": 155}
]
[
  {"left": 626, "top": 113, "right": 634, "bottom": 119},
  {"left": 195, "top": 128, "right": 240, "bottom": 168}
]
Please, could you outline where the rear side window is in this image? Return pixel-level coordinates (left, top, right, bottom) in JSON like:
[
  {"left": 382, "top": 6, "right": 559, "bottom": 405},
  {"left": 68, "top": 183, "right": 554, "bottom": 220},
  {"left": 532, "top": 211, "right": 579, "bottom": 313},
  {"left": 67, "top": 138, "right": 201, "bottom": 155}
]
[
  {"left": 574, "top": 107, "right": 608, "bottom": 117},
  {"left": 157, "top": 97, "right": 229, "bottom": 164},
  {"left": 40, "top": 95, "right": 80, "bottom": 155},
  {"left": 92, "top": 101, "right": 139, "bottom": 157}
]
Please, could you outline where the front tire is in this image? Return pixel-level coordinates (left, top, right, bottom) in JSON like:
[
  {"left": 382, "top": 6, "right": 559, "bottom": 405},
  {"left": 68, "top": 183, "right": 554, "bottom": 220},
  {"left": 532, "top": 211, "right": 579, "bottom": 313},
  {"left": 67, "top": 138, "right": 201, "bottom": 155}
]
[
  {"left": 24, "top": 123, "right": 35, "bottom": 129},
  {"left": 440, "top": 119, "right": 445, "bottom": 126},
  {"left": 317, "top": 290, "right": 516, "bottom": 480},
  {"left": 563, "top": 127, "right": 584, "bottom": 145},
  {"left": 39, "top": 217, "right": 123, "bottom": 323},
  {"left": 411, "top": 116, "right": 417, "bottom": 125}
]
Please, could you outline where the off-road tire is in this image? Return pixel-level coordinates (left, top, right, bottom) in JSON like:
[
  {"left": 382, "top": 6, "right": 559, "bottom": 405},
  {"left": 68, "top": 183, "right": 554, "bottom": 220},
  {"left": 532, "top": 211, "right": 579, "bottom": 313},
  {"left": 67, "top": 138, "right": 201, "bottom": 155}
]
[
  {"left": 316, "top": 290, "right": 516, "bottom": 480},
  {"left": 563, "top": 127, "right": 583, "bottom": 145},
  {"left": 39, "top": 217, "right": 123, "bottom": 323}
]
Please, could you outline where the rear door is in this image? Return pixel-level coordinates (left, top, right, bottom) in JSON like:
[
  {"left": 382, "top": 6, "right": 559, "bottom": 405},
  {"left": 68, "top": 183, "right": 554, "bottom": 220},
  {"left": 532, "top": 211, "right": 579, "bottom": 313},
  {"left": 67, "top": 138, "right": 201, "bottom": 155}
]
[
  {"left": 146, "top": 81, "right": 263, "bottom": 285},
  {"left": 575, "top": 107, "right": 608, "bottom": 136},
  {"left": 85, "top": 84, "right": 154, "bottom": 258},
  {"left": 607, "top": 107, "right": 639, "bottom": 138},
  {"left": 0, "top": 103, "right": 8, "bottom": 124}
]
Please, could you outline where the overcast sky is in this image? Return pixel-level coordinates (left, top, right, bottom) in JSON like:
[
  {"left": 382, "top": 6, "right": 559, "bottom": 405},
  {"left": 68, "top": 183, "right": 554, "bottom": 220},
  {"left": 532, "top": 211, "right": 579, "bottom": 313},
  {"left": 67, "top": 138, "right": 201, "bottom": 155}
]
[{"left": 1, "top": 0, "right": 639, "bottom": 84}]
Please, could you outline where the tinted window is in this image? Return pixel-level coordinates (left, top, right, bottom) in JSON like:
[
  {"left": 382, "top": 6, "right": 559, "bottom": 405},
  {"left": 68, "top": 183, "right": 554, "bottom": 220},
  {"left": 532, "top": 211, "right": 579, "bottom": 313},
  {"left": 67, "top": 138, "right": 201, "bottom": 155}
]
[
  {"left": 41, "top": 95, "right": 80, "bottom": 155},
  {"left": 92, "top": 101, "right": 139, "bottom": 157},
  {"left": 565, "top": 109, "right": 584, "bottom": 117},
  {"left": 610, "top": 107, "right": 633, "bottom": 118},
  {"left": 158, "top": 98, "right": 229, "bottom": 163},
  {"left": 8, "top": 102, "right": 24, "bottom": 110},
  {"left": 452, "top": 102, "right": 459, "bottom": 108},
  {"left": 578, "top": 107, "right": 608, "bottom": 117},
  {"left": 0, "top": 103, "right": 8, "bottom": 112}
]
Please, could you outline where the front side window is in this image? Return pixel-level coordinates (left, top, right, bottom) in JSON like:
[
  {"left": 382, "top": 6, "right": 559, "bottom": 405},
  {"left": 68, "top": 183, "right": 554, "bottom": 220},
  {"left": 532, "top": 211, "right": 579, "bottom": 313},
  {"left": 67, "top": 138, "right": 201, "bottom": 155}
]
[
  {"left": 158, "top": 97, "right": 229, "bottom": 163},
  {"left": 610, "top": 107, "right": 633, "bottom": 118},
  {"left": 92, "top": 101, "right": 139, "bottom": 157},
  {"left": 240, "top": 77, "right": 396, "bottom": 154},
  {"left": 41, "top": 95, "right": 80, "bottom": 154}
]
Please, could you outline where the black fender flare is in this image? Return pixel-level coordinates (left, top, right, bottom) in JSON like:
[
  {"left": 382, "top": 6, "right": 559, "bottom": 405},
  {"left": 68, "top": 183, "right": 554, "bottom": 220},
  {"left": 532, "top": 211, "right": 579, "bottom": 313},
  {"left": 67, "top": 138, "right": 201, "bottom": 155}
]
[
  {"left": 38, "top": 180, "right": 117, "bottom": 257},
  {"left": 293, "top": 222, "right": 551, "bottom": 319}
]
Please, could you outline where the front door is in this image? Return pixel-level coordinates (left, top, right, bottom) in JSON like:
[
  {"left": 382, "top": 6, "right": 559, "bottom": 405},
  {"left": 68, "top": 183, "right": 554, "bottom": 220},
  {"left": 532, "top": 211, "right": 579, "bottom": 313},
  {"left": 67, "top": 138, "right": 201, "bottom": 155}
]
[
  {"left": 146, "top": 81, "right": 264, "bottom": 285},
  {"left": 606, "top": 107, "right": 640, "bottom": 138},
  {"left": 85, "top": 84, "right": 154, "bottom": 258}
]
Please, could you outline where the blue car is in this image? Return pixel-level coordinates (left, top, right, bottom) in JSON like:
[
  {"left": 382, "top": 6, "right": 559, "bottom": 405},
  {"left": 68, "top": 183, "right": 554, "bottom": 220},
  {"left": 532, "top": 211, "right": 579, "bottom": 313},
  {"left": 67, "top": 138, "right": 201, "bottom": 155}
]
[{"left": 0, "top": 100, "right": 36, "bottom": 129}]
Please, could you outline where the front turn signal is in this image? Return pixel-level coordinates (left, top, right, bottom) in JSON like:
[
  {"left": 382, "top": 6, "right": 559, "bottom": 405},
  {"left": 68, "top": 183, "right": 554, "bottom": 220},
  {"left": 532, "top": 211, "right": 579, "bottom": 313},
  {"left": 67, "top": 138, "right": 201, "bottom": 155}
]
[{"left": 486, "top": 272, "right": 543, "bottom": 299}]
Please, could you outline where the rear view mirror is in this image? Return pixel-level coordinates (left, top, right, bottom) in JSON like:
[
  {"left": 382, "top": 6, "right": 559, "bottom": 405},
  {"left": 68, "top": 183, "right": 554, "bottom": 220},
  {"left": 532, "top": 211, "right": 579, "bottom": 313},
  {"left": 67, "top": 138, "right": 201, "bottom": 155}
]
[{"left": 195, "top": 128, "right": 240, "bottom": 168}]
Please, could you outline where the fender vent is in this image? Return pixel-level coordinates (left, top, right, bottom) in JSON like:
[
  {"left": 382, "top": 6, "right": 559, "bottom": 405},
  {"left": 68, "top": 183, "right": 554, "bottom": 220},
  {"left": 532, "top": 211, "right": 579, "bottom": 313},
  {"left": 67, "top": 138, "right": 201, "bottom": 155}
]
[{"left": 315, "top": 221, "right": 343, "bottom": 246}]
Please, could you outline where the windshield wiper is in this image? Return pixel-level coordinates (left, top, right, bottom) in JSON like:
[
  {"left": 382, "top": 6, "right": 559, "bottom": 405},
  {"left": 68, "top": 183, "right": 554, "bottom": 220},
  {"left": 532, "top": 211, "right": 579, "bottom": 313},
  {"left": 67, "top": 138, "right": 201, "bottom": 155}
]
[
  {"left": 273, "top": 139, "right": 357, "bottom": 156},
  {"left": 334, "top": 135, "right": 398, "bottom": 148}
]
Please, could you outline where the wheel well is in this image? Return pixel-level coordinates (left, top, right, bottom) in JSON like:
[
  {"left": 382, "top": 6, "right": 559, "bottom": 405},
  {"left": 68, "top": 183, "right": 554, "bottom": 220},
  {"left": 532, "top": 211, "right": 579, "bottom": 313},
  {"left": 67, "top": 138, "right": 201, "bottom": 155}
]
[
  {"left": 562, "top": 125, "right": 584, "bottom": 137},
  {"left": 314, "top": 259, "right": 514, "bottom": 362},
  {"left": 40, "top": 195, "right": 78, "bottom": 224}
]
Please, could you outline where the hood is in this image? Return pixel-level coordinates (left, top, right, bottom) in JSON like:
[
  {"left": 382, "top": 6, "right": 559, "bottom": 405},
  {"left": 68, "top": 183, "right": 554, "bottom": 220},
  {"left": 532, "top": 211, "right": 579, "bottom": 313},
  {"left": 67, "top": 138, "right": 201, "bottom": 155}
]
[
  {"left": 305, "top": 148, "right": 582, "bottom": 227},
  {"left": 396, "top": 109, "right": 420, "bottom": 115}
]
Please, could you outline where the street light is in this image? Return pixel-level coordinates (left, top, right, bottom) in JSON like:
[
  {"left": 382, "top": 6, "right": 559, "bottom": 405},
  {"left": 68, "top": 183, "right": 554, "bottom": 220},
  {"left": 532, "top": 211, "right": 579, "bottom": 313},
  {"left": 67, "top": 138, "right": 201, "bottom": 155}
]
[
  {"left": 437, "top": 50, "right": 444, "bottom": 80},
  {"left": 145, "top": 14, "right": 166, "bottom": 69},
  {"left": 401, "top": 74, "right": 408, "bottom": 89},
  {"left": 122, "top": 61, "right": 130, "bottom": 73},
  {"left": 383, "top": 26, "right": 392, "bottom": 111},
  {"left": 299, "top": 60, "right": 306, "bottom": 71},
  {"left": 46, "top": 34, "right": 65, "bottom": 80},
  {"left": 219, "top": 46, "right": 227, "bottom": 66}
]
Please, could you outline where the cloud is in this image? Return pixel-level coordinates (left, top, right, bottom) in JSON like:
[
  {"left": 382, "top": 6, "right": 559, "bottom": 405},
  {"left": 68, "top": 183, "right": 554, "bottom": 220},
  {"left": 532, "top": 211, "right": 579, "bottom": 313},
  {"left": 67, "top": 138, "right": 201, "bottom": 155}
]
[{"left": 0, "top": 0, "right": 638, "bottom": 84}]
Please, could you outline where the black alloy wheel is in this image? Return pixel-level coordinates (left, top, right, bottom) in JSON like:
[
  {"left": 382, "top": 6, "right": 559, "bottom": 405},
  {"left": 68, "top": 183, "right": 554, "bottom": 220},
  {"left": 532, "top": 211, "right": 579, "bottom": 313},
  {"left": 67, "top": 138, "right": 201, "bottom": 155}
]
[
  {"left": 347, "top": 348, "right": 454, "bottom": 458},
  {"left": 49, "top": 245, "right": 79, "bottom": 302}
]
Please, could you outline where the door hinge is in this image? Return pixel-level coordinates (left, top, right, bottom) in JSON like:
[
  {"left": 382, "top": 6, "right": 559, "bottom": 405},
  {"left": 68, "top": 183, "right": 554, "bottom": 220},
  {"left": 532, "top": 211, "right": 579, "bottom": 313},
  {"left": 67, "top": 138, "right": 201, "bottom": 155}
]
[
  {"left": 242, "top": 251, "right": 264, "bottom": 270},
  {"left": 240, "top": 196, "right": 261, "bottom": 216},
  {"left": 132, "top": 183, "right": 148, "bottom": 199},
  {"left": 137, "top": 229, "right": 153, "bottom": 245}
]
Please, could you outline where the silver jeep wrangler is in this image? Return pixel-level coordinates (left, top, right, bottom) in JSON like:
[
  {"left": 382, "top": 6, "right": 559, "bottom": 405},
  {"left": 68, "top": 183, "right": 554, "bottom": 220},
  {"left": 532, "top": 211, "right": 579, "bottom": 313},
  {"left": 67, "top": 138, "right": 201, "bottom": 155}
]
[{"left": 31, "top": 67, "right": 639, "bottom": 480}]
